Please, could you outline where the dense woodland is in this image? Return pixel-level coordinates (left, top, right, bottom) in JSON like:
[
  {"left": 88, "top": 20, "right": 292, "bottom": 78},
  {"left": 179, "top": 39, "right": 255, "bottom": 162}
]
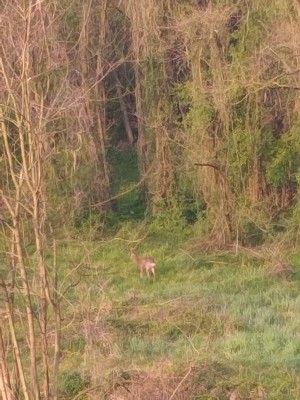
[{"left": 1, "top": 0, "right": 300, "bottom": 399}]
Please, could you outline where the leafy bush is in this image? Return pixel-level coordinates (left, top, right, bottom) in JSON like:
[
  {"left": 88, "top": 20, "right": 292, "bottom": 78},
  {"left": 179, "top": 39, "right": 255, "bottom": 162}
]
[
  {"left": 240, "top": 220, "right": 265, "bottom": 246},
  {"left": 60, "top": 371, "right": 88, "bottom": 397}
]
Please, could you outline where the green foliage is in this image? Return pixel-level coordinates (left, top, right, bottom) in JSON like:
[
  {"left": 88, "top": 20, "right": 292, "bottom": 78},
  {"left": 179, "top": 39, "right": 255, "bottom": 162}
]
[
  {"left": 144, "top": 56, "right": 165, "bottom": 104},
  {"left": 227, "top": 127, "right": 254, "bottom": 190},
  {"left": 108, "top": 147, "right": 147, "bottom": 223},
  {"left": 171, "top": 81, "right": 192, "bottom": 107},
  {"left": 185, "top": 101, "right": 213, "bottom": 137},
  {"left": 240, "top": 220, "right": 265, "bottom": 246},
  {"left": 266, "top": 128, "right": 300, "bottom": 188},
  {"left": 149, "top": 203, "right": 193, "bottom": 244},
  {"left": 60, "top": 371, "right": 88, "bottom": 397},
  {"left": 229, "top": 0, "right": 289, "bottom": 61},
  {"left": 28, "top": 0, "right": 300, "bottom": 244},
  {"left": 172, "top": 82, "right": 213, "bottom": 134},
  {"left": 73, "top": 209, "right": 104, "bottom": 234},
  {"left": 68, "top": 336, "right": 86, "bottom": 353}
]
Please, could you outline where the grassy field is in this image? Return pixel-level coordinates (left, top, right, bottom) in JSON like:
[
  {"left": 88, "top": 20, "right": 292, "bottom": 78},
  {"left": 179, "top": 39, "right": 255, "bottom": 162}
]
[{"left": 54, "top": 224, "right": 300, "bottom": 400}]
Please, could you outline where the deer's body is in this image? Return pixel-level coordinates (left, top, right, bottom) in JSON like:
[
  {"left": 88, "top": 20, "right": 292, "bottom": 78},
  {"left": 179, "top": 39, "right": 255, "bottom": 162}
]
[{"left": 130, "top": 251, "right": 156, "bottom": 278}]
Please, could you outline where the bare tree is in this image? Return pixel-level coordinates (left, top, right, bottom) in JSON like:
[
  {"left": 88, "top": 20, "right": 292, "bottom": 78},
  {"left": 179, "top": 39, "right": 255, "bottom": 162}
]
[{"left": 0, "top": 1, "right": 64, "bottom": 398}]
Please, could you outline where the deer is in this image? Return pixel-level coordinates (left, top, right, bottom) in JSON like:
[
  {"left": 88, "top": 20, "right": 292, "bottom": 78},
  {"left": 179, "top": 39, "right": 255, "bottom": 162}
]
[{"left": 130, "top": 250, "right": 156, "bottom": 279}]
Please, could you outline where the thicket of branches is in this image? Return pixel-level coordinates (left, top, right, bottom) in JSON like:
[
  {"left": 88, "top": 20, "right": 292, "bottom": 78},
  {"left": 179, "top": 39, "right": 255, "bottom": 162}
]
[{"left": 1, "top": 0, "right": 300, "bottom": 398}]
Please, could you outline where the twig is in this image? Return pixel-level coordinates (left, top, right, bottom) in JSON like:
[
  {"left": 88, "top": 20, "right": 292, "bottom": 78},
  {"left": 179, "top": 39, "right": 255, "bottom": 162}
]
[
  {"left": 179, "top": 248, "right": 196, "bottom": 261},
  {"left": 169, "top": 367, "right": 192, "bottom": 400},
  {"left": 71, "top": 383, "right": 104, "bottom": 400},
  {"left": 90, "top": 162, "right": 154, "bottom": 208}
]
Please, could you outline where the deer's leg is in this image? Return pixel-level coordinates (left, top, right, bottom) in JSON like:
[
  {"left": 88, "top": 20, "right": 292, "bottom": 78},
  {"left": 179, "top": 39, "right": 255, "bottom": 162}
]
[
  {"left": 140, "top": 267, "right": 143, "bottom": 278},
  {"left": 151, "top": 268, "right": 155, "bottom": 279},
  {"left": 146, "top": 268, "right": 150, "bottom": 278}
]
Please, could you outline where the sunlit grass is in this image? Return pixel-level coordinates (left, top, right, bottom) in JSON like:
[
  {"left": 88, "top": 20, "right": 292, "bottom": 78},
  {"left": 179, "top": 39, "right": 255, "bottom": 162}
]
[{"left": 54, "top": 229, "right": 300, "bottom": 398}]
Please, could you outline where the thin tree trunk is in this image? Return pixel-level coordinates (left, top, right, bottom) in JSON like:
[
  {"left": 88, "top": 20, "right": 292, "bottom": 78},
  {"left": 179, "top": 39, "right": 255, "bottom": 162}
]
[
  {"left": 51, "top": 234, "right": 61, "bottom": 400},
  {"left": 0, "top": 327, "right": 14, "bottom": 400},
  {"left": 0, "top": 279, "right": 30, "bottom": 400}
]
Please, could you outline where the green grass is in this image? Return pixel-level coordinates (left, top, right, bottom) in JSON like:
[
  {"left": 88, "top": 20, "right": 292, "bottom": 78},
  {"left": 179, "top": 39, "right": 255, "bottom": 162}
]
[
  {"left": 2, "top": 221, "right": 299, "bottom": 398},
  {"left": 47, "top": 228, "right": 300, "bottom": 398}
]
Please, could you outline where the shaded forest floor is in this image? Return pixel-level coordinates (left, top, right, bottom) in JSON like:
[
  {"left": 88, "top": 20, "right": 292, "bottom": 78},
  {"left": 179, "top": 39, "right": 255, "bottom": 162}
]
[{"left": 54, "top": 224, "right": 300, "bottom": 400}]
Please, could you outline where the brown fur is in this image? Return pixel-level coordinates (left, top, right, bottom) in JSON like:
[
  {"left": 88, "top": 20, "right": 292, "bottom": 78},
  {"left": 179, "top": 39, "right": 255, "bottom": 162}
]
[{"left": 130, "top": 250, "right": 156, "bottom": 278}]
